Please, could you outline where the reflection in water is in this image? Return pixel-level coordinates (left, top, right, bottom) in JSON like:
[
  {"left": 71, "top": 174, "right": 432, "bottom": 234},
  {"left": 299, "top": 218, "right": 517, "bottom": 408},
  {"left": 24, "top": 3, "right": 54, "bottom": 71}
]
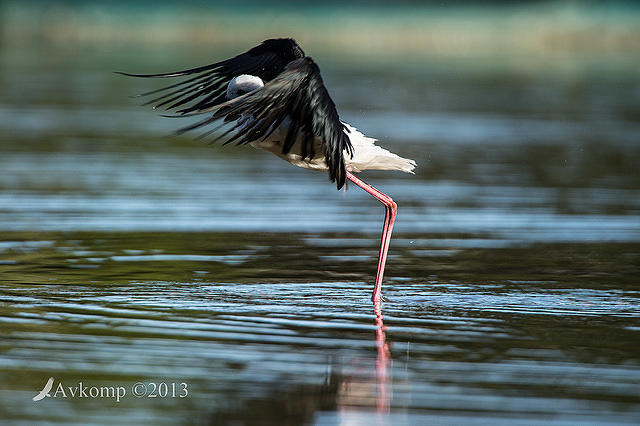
[
  {"left": 334, "top": 301, "right": 392, "bottom": 420},
  {"left": 374, "top": 301, "right": 391, "bottom": 415}
]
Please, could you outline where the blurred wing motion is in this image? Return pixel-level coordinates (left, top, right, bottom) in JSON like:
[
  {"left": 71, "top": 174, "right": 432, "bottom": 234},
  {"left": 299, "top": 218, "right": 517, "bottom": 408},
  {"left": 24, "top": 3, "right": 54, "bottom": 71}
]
[
  {"left": 116, "top": 38, "right": 305, "bottom": 114},
  {"left": 179, "top": 57, "right": 353, "bottom": 188}
]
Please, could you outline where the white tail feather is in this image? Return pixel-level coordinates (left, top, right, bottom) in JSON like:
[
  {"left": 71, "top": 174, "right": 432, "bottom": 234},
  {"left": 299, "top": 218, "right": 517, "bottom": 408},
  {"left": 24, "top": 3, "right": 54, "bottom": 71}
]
[{"left": 342, "top": 122, "right": 416, "bottom": 173}]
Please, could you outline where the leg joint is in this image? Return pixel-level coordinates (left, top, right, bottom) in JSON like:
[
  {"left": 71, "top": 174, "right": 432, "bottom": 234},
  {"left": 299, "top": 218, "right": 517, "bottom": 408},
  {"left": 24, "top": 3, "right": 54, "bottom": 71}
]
[{"left": 387, "top": 198, "right": 397, "bottom": 214}]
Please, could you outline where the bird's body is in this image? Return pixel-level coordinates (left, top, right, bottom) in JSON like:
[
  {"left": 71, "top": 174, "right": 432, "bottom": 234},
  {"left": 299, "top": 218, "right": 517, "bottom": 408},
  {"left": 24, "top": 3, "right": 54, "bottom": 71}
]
[
  {"left": 249, "top": 119, "right": 416, "bottom": 174},
  {"left": 119, "top": 38, "right": 416, "bottom": 302}
]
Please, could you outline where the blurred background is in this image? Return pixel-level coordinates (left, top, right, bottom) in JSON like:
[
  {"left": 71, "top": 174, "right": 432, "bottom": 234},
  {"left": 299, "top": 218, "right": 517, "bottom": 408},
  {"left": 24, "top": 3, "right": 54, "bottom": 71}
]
[
  {"left": 1, "top": 1, "right": 639, "bottom": 425},
  {"left": 1, "top": 0, "right": 639, "bottom": 234}
]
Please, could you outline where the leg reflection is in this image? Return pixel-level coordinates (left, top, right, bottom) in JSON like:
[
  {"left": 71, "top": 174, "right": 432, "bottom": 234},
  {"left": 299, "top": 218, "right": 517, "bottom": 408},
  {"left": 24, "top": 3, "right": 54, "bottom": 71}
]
[
  {"left": 374, "top": 299, "right": 392, "bottom": 414},
  {"left": 335, "top": 301, "right": 393, "bottom": 417}
]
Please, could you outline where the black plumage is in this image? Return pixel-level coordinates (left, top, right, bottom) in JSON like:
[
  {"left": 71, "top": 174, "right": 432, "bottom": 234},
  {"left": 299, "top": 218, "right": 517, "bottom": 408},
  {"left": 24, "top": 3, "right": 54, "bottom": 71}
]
[
  {"left": 120, "top": 38, "right": 353, "bottom": 189},
  {"left": 117, "top": 38, "right": 305, "bottom": 114}
]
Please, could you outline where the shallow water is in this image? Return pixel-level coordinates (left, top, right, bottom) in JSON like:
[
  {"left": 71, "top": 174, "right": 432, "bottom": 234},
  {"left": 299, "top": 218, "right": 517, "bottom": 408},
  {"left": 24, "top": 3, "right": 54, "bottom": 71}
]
[
  {"left": 1, "top": 232, "right": 639, "bottom": 424},
  {"left": 1, "top": 24, "right": 640, "bottom": 425}
]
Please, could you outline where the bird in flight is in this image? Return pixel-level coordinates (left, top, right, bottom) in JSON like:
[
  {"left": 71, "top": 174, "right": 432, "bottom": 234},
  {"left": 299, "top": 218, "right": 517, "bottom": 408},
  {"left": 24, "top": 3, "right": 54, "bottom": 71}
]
[
  {"left": 33, "top": 377, "right": 54, "bottom": 401},
  {"left": 118, "top": 38, "right": 416, "bottom": 302}
]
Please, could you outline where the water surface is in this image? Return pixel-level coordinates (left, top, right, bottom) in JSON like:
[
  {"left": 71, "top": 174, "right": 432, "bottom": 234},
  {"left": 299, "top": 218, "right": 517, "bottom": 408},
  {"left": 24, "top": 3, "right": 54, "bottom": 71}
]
[{"left": 1, "top": 11, "right": 640, "bottom": 424}]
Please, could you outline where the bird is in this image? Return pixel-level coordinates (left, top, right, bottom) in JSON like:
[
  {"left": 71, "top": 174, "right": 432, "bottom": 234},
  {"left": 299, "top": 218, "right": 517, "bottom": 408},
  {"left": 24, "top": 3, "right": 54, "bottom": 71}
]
[
  {"left": 118, "top": 38, "right": 416, "bottom": 302},
  {"left": 33, "top": 377, "right": 54, "bottom": 401}
]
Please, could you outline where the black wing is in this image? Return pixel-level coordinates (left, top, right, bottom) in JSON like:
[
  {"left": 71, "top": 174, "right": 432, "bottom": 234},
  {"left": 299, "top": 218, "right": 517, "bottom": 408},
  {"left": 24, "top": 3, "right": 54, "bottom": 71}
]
[
  {"left": 116, "top": 38, "right": 305, "bottom": 114},
  {"left": 179, "top": 57, "right": 353, "bottom": 189}
]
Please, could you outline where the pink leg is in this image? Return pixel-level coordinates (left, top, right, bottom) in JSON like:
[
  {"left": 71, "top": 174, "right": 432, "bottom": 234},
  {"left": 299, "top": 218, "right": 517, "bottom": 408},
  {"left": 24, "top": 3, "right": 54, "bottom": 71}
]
[{"left": 346, "top": 172, "right": 397, "bottom": 302}]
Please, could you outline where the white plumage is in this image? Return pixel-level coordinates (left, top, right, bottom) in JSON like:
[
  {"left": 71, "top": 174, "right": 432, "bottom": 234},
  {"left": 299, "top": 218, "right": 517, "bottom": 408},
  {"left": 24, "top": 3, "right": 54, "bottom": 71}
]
[
  {"left": 226, "top": 74, "right": 264, "bottom": 100},
  {"left": 341, "top": 122, "right": 416, "bottom": 174},
  {"left": 250, "top": 121, "right": 416, "bottom": 174}
]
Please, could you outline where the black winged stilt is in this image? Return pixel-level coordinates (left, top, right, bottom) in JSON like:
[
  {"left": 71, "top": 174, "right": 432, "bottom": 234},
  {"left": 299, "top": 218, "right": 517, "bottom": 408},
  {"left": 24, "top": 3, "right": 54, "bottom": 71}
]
[{"left": 118, "top": 38, "right": 416, "bottom": 302}]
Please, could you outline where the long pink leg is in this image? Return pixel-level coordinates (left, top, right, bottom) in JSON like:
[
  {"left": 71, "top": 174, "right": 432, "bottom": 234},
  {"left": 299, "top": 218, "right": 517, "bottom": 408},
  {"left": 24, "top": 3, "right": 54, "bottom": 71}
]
[{"left": 346, "top": 172, "right": 397, "bottom": 302}]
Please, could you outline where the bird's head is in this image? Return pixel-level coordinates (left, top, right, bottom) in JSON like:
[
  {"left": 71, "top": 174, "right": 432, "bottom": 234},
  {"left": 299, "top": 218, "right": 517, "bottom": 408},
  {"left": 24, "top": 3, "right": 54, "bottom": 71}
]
[{"left": 226, "top": 75, "right": 264, "bottom": 100}]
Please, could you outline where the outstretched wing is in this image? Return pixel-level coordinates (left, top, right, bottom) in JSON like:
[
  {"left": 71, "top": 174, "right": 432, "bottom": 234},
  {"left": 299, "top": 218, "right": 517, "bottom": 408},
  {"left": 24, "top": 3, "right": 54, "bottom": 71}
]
[
  {"left": 179, "top": 57, "right": 353, "bottom": 189},
  {"left": 116, "top": 38, "right": 305, "bottom": 114}
]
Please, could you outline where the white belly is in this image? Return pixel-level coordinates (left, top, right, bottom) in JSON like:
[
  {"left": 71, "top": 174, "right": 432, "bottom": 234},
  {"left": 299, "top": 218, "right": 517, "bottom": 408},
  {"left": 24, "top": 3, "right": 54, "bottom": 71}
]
[
  {"left": 249, "top": 138, "right": 328, "bottom": 171},
  {"left": 248, "top": 119, "right": 416, "bottom": 174}
]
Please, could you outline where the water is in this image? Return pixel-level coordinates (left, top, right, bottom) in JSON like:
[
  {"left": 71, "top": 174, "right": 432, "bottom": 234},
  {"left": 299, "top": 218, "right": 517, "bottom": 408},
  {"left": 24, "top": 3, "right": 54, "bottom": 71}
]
[
  {"left": 1, "top": 234, "right": 639, "bottom": 424},
  {"left": 1, "top": 5, "right": 640, "bottom": 424}
]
